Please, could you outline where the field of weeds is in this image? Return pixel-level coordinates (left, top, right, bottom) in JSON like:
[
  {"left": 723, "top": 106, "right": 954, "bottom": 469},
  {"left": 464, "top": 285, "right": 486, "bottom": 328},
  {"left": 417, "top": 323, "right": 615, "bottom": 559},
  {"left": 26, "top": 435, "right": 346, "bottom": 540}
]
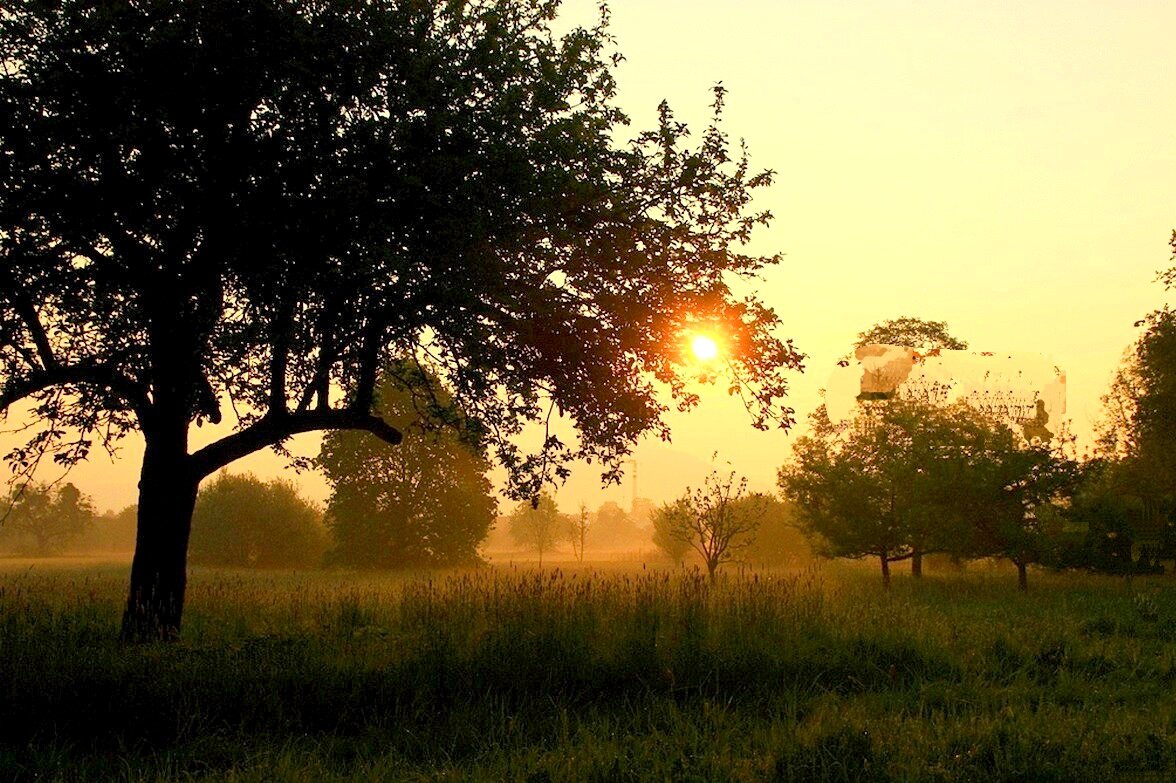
[{"left": 2, "top": 561, "right": 1175, "bottom": 781}]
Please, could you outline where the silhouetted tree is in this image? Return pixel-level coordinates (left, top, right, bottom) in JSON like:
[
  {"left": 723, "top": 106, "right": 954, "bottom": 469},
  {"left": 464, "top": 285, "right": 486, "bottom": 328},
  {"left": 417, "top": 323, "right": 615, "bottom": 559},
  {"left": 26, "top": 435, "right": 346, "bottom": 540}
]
[
  {"left": 952, "top": 425, "right": 1078, "bottom": 590},
  {"left": 508, "top": 492, "right": 562, "bottom": 565},
  {"left": 660, "top": 465, "right": 765, "bottom": 579},
  {"left": 0, "top": 1, "right": 799, "bottom": 638},
  {"left": 784, "top": 400, "right": 1073, "bottom": 590},
  {"left": 781, "top": 402, "right": 993, "bottom": 588},
  {"left": 0, "top": 482, "right": 94, "bottom": 556},
  {"left": 190, "top": 473, "right": 326, "bottom": 569},
  {"left": 318, "top": 372, "right": 495, "bottom": 569},
  {"left": 855, "top": 317, "right": 968, "bottom": 353},
  {"left": 1096, "top": 243, "right": 1176, "bottom": 541},
  {"left": 855, "top": 316, "right": 967, "bottom": 576}
]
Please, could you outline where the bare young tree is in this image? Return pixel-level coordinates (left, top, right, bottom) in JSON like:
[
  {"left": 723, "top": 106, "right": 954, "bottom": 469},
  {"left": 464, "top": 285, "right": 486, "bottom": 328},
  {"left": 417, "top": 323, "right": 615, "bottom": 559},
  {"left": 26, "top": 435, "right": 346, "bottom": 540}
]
[
  {"left": 566, "top": 502, "right": 591, "bottom": 563},
  {"left": 664, "top": 464, "right": 766, "bottom": 579}
]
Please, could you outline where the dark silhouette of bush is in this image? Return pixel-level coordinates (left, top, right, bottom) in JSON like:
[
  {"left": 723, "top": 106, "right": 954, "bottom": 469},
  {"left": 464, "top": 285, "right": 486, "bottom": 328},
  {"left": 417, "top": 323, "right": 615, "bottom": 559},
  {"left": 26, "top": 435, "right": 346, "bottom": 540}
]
[{"left": 190, "top": 473, "right": 327, "bottom": 569}]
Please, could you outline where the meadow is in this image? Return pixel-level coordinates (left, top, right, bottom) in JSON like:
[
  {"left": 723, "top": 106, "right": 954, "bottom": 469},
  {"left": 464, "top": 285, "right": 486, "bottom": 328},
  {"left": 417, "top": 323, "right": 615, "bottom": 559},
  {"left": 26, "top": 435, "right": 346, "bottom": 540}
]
[{"left": 2, "top": 560, "right": 1175, "bottom": 782}]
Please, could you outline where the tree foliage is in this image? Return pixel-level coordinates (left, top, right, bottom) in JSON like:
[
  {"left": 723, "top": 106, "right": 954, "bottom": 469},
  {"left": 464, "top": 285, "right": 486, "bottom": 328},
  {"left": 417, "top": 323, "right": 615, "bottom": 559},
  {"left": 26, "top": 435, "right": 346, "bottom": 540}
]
[
  {"left": 658, "top": 464, "right": 765, "bottom": 579},
  {"left": 651, "top": 499, "right": 693, "bottom": 564},
  {"left": 781, "top": 403, "right": 944, "bottom": 585},
  {"left": 851, "top": 317, "right": 968, "bottom": 575},
  {"left": 741, "top": 495, "right": 810, "bottom": 567},
  {"left": 190, "top": 472, "right": 326, "bottom": 568},
  {"left": 508, "top": 492, "right": 562, "bottom": 565},
  {"left": 855, "top": 317, "right": 968, "bottom": 352},
  {"left": 1088, "top": 231, "right": 1176, "bottom": 552},
  {"left": 951, "top": 427, "right": 1077, "bottom": 589},
  {"left": 318, "top": 372, "right": 495, "bottom": 569},
  {"left": 780, "top": 401, "right": 1069, "bottom": 588},
  {"left": 0, "top": 0, "right": 799, "bottom": 637},
  {"left": 0, "top": 482, "right": 93, "bottom": 556}
]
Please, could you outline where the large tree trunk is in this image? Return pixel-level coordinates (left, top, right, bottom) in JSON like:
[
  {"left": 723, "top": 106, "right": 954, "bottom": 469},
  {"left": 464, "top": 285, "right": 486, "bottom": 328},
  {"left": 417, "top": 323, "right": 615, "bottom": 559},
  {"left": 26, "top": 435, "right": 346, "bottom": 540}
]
[
  {"left": 880, "top": 555, "right": 891, "bottom": 590},
  {"left": 1016, "top": 560, "right": 1028, "bottom": 592},
  {"left": 911, "top": 550, "right": 923, "bottom": 578},
  {"left": 120, "top": 438, "right": 198, "bottom": 642}
]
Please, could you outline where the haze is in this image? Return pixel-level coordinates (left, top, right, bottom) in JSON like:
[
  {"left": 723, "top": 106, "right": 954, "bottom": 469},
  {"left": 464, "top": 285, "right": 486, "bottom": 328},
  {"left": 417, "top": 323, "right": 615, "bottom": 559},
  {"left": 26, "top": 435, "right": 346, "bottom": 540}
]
[{"left": 5, "top": 0, "right": 1174, "bottom": 513}]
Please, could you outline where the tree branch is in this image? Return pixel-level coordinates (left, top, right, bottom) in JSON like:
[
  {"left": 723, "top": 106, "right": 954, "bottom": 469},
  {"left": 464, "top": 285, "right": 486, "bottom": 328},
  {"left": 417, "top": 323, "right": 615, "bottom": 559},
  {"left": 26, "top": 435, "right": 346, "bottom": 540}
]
[
  {"left": 1, "top": 284, "right": 57, "bottom": 371},
  {"left": 0, "top": 363, "right": 151, "bottom": 422},
  {"left": 269, "top": 299, "right": 294, "bottom": 412},
  {"left": 190, "top": 408, "right": 402, "bottom": 478}
]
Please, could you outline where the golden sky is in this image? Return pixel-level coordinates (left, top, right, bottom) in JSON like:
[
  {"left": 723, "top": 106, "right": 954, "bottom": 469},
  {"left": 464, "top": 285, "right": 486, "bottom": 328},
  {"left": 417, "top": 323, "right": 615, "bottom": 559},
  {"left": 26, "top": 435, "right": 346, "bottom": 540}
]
[
  {"left": 7, "top": 0, "right": 1176, "bottom": 514},
  {"left": 553, "top": 0, "right": 1176, "bottom": 507}
]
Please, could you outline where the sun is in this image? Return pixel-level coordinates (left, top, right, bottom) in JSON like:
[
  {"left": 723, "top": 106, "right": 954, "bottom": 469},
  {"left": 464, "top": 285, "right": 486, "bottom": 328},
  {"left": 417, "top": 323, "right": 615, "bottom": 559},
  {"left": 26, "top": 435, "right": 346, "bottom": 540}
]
[{"left": 691, "top": 334, "right": 719, "bottom": 361}]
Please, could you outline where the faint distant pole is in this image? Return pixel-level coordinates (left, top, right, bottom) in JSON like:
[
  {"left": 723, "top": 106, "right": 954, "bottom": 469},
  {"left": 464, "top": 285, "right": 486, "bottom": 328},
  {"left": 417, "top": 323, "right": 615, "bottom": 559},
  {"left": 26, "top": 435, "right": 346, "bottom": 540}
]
[{"left": 625, "top": 458, "right": 638, "bottom": 514}]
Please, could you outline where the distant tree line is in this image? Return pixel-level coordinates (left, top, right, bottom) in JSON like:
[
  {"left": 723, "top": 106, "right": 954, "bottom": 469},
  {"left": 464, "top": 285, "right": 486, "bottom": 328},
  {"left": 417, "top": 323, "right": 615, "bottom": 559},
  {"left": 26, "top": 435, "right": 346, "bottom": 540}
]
[
  {"left": 779, "top": 399, "right": 1075, "bottom": 590},
  {"left": 0, "top": 482, "right": 94, "bottom": 556},
  {"left": 772, "top": 298, "right": 1176, "bottom": 590}
]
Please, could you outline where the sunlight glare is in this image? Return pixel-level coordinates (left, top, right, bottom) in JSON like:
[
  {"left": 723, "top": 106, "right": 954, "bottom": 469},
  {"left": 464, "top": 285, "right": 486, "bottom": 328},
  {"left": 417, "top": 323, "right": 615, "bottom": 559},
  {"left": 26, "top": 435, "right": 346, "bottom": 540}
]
[{"left": 691, "top": 335, "right": 719, "bottom": 361}]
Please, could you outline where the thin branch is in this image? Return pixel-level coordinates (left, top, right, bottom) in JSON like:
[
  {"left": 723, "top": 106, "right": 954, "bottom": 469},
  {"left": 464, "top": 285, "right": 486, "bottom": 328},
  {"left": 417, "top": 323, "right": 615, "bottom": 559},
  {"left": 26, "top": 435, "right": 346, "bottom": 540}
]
[{"left": 0, "top": 363, "right": 151, "bottom": 422}]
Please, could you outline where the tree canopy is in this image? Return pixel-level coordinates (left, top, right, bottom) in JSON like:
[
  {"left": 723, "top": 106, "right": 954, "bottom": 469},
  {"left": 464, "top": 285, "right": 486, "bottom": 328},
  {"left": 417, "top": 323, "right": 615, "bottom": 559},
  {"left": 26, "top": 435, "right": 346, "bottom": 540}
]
[
  {"left": 190, "top": 472, "right": 326, "bottom": 568},
  {"left": 848, "top": 317, "right": 967, "bottom": 576},
  {"left": 0, "top": 481, "right": 93, "bottom": 556},
  {"left": 657, "top": 463, "right": 765, "bottom": 579},
  {"left": 0, "top": 0, "right": 798, "bottom": 638},
  {"left": 781, "top": 400, "right": 1074, "bottom": 589},
  {"left": 855, "top": 317, "right": 968, "bottom": 352},
  {"left": 508, "top": 491, "right": 563, "bottom": 565},
  {"left": 1092, "top": 232, "right": 1176, "bottom": 543},
  {"left": 318, "top": 370, "right": 496, "bottom": 568}
]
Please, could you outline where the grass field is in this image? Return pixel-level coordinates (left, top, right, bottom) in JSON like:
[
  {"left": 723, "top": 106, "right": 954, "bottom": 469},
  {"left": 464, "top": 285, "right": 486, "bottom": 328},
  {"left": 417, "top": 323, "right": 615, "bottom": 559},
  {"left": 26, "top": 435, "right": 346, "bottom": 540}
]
[{"left": 2, "top": 560, "right": 1175, "bottom": 782}]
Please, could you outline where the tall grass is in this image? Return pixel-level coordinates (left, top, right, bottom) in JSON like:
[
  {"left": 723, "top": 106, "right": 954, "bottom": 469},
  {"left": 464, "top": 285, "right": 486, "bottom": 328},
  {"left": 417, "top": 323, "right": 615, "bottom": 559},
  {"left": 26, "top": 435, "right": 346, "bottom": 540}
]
[{"left": 2, "top": 562, "right": 1175, "bottom": 781}]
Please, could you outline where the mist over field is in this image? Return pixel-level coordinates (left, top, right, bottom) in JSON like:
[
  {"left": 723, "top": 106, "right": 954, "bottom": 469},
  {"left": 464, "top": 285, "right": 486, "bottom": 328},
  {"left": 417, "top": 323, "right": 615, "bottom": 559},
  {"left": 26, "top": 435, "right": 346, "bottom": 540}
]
[{"left": 4, "top": 0, "right": 1176, "bottom": 780}]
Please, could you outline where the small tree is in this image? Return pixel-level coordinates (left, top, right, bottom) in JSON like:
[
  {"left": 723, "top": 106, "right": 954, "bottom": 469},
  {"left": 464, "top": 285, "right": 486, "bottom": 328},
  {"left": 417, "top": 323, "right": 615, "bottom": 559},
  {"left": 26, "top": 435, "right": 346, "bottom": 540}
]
[
  {"left": 566, "top": 502, "right": 591, "bottom": 563},
  {"left": 509, "top": 492, "right": 562, "bottom": 566},
  {"left": 662, "top": 465, "right": 765, "bottom": 579},
  {"left": 190, "top": 473, "right": 327, "bottom": 569},
  {"left": 780, "top": 402, "right": 986, "bottom": 588},
  {"left": 855, "top": 316, "right": 967, "bottom": 577},
  {"left": 0, "top": 482, "right": 93, "bottom": 556},
  {"left": 958, "top": 431, "right": 1078, "bottom": 590}
]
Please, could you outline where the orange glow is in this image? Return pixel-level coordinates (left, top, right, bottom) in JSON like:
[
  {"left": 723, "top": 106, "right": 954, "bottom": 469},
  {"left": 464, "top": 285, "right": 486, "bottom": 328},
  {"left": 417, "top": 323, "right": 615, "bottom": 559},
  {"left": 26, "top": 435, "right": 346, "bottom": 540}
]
[{"left": 691, "top": 334, "right": 719, "bottom": 361}]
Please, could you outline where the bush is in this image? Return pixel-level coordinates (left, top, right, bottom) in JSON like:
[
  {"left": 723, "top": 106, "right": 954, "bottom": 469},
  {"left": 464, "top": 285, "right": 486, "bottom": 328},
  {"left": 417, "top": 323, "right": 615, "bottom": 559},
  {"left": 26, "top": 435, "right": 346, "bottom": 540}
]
[{"left": 190, "top": 473, "right": 327, "bottom": 568}]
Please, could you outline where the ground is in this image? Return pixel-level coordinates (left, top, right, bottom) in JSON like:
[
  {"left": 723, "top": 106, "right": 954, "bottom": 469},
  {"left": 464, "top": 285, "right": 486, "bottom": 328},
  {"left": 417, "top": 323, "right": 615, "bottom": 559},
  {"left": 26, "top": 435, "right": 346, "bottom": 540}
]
[{"left": 2, "top": 559, "right": 1174, "bottom": 781}]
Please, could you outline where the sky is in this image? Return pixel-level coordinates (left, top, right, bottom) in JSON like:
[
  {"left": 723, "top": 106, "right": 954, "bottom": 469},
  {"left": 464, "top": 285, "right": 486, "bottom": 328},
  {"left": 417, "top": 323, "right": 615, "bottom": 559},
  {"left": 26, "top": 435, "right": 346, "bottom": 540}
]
[{"left": 7, "top": 0, "right": 1176, "bottom": 514}]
